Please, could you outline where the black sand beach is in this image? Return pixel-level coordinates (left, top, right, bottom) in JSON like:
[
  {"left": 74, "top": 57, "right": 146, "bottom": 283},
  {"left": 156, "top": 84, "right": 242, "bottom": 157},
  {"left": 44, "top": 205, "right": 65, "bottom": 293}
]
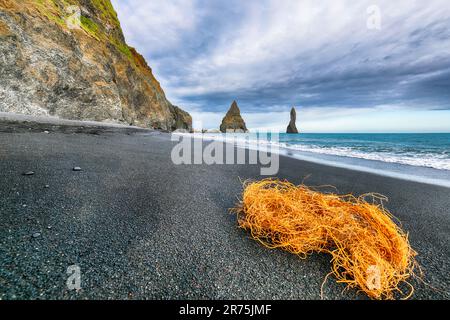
[{"left": 0, "top": 119, "right": 449, "bottom": 300}]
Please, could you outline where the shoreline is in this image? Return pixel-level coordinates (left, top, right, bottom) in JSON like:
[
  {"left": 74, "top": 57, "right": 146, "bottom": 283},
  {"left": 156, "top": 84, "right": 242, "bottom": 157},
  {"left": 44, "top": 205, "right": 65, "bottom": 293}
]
[
  {"left": 0, "top": 112, "right": 147, "bottom": 130},
  {"left": 278, "top": 149, "right": 450, "bottom": 188},
  {"left": 0, "top": 116, "right": 449, "bottom": 299},
  {"left": 179, "top": 132, "right": 450, "bottom": 188},
  {"left": 1, "top": 113, "right": 449, "bottom": 187}
]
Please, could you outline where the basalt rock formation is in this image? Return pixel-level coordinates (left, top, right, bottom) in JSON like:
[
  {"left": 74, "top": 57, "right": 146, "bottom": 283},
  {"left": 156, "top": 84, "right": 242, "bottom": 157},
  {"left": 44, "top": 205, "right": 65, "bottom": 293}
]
[
  {"left": 170, "top": 105, "right": 192, "bottom": 132},
  {"left": 220, "top": 101, "right": 248, "bottom": 133},
  {"left": 0, "top": 0, "right": 192, "bottom": 132},
  {"left": 286, "top": 107, "right": 299, "bottom": 134}
]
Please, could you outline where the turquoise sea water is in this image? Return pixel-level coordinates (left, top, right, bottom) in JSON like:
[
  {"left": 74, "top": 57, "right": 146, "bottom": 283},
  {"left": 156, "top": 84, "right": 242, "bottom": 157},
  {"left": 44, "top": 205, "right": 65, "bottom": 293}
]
[
  {"left": 199, "top": 132, "right": 450, "bottom": 186},
  {"left": 276, "top": 133, "right": 450, "bottom": 170}
]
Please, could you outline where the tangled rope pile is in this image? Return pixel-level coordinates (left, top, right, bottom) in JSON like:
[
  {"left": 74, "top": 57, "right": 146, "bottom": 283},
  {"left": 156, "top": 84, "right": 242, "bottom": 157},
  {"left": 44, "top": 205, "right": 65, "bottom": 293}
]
[{"left": 233, "top": 179, "right": 418, "bottom": 299}]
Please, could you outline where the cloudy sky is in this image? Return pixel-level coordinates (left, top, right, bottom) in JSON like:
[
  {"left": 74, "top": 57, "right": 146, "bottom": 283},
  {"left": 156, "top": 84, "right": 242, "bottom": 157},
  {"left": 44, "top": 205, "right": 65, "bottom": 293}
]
[{"left": 111, "top": 0, "right": 450, "bottom": 132}]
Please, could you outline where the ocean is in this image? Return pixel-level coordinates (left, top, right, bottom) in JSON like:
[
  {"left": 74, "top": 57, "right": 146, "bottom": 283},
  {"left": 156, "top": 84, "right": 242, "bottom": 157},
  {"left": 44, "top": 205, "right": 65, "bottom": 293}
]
[
  {"left": 276, "top": 133, "right": 450, "bottom": 170},
  {"left": 199, "top": 132, "right": 450, "bottom": 187}
]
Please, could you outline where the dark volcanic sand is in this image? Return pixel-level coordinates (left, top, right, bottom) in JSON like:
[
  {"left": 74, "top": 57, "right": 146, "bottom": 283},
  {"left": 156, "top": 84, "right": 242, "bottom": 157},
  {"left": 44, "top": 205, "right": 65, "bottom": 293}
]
[{"left": 0, "top": 120, "right": 449, "bottom": 300}]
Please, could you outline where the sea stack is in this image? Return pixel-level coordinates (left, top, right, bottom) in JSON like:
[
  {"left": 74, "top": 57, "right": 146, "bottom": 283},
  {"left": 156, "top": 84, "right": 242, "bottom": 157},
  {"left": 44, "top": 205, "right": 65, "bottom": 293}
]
[
  {"left": 286, "top": 107, "right": 299, "bottom": 134},
  {"left": 220, "top": 101, "right": 248, "bottom": 133}
]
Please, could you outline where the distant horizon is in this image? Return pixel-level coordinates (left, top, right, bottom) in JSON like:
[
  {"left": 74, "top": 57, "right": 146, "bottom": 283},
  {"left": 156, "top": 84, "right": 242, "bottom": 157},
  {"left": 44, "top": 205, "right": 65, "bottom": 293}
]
[
  {"left": 113, "top": 0, "right": 450, "bottom": 133},
  {"left": 191, "top": 104, "right": 450, "bottom": 133}
]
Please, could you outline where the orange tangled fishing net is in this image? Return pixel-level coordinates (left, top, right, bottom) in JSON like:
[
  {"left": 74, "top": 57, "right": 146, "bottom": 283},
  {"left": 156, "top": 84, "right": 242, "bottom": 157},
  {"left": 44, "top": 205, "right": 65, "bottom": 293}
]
[{"left": 233, "top": 179, "right": 418, "bottom": 299}]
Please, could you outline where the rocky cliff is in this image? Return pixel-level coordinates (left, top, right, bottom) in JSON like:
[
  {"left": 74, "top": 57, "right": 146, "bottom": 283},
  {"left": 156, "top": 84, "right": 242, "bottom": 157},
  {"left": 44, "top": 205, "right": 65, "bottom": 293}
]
[
  {"left": 0, "top": 0, "right": 192, "bottom": 131},
  {"left": 286, "top": 107, "right": 299, "bottom": 133},
  {"left": 220, "top": 101, "right": 248, "bottom": 133}
]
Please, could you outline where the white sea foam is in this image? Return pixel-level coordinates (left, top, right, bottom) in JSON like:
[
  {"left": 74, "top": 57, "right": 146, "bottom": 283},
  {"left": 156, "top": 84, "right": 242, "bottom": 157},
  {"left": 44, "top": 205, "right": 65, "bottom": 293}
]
[
  {"left": 275, "top": 144, "right": 450, "bottom": 171},
  {"left": 183, "top": 133, "right": 450, "bottom": 171}
]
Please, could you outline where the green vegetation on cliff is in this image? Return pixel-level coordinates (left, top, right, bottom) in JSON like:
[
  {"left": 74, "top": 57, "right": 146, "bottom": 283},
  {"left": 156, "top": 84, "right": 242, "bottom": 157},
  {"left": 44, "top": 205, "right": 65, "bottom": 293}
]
[{"left": 34, "top": 0, "right": 133, "bottom": 60}]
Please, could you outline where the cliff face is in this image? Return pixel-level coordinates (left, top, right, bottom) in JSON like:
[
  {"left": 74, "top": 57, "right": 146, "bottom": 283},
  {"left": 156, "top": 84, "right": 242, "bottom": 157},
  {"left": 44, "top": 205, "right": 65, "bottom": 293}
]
[
  {"left": 220, "top": 101, "right": 248, "bottom": 133},
  {"left": 0, "top": 0, "right": 192, "bottom": 131}
]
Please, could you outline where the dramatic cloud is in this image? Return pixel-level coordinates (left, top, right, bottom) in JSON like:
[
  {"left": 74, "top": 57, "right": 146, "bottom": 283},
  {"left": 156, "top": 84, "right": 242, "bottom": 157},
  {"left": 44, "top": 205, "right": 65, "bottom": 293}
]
[{"left": 112, "top": 0, "right": 450, "bottom": 131}]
